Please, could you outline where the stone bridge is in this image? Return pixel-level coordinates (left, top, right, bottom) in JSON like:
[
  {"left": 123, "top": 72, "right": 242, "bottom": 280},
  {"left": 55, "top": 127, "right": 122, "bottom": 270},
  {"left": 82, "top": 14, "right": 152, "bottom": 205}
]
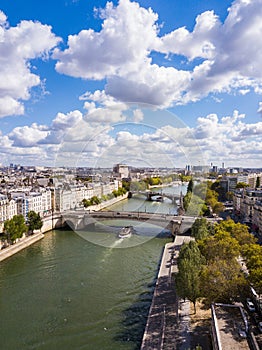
[
  {"left": 130, "top": 191, "right": 183, "bottom": 204},
  {"left": 62, "top": 210, "right": 182, "bottom": 236}
]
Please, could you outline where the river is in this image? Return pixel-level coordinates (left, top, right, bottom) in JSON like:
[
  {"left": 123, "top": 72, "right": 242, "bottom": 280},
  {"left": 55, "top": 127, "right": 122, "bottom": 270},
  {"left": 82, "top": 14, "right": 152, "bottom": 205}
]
[{"left": 0, "top": 184, "right": 187, "bottom": 350}]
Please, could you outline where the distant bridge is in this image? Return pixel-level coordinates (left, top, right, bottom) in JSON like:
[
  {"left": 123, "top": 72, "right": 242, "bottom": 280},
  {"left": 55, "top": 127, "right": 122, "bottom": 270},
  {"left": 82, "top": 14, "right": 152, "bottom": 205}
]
[
  {"left": 62, "top": 210, "right": 182, "bottom": 236},
  {"left": 129, "top": 191, "right": 183, "bottom": 204}
]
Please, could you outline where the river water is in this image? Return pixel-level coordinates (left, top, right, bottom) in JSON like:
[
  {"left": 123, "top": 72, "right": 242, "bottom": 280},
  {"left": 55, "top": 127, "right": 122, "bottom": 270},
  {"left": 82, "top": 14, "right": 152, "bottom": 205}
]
[{"left": 0, "top": 184, "right": 186, "bottom": 350}]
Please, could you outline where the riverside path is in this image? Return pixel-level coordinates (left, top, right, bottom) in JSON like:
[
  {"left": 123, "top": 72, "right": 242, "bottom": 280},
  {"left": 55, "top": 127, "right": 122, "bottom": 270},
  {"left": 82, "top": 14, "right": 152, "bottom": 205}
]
[{"left": 140, "top": 235, "right": 193, "bottom": 350}]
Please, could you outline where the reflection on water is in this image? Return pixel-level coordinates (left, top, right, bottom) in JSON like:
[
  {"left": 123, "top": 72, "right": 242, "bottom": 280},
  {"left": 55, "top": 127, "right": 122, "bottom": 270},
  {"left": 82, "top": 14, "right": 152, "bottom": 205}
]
[
  {"left": 0, "top": 185, "right": 184, "bottom": 350},
  {"left": 77, "top": 219, "right": 171, "bottom": 248},
  {"left": 0, "top": 230, "right": 169, "bottom": 350}
]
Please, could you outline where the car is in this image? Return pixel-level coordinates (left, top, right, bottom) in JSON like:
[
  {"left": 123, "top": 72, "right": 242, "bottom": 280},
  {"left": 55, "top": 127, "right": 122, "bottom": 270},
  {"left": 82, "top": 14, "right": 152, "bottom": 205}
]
[
  {"left": 238, "top": 328, "right": 247, "bottom": 338},
  {"left": 258, "top": 322, "right": 262, "bottom": 333},
  {"left": 246, "top": 298, "right": 256, "bottom": 312},
  {"left": 253, "top": 313, "right": 260, "bottom": 324}
]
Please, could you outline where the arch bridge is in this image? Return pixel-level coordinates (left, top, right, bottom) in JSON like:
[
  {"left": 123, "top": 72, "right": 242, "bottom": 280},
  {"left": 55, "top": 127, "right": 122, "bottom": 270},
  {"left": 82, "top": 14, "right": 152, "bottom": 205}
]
[
  {"left": 62, "top": 210, "right": 182, "bottom": 236},
  {"left": 129, "top": 191, "right": 183, "bottom": 204}
]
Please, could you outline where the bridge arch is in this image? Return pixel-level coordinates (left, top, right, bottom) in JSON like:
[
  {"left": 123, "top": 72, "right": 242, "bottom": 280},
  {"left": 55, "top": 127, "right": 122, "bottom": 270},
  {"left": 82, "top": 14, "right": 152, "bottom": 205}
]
[{"left": 63, "top": 219, "right": 76, "bottom": 231}]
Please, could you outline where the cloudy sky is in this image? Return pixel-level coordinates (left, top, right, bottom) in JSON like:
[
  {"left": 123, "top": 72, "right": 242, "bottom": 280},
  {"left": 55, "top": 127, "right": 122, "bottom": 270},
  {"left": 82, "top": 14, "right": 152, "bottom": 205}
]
[{"left": 0, "top": 0, "right": 262, "bottom": 169}]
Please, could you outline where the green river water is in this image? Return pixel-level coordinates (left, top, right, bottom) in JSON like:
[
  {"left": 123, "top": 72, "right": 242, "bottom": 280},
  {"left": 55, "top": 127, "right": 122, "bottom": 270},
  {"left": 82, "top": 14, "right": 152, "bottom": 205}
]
[{"left": 0, "top": 186, "right": 185, "bottom": 350}]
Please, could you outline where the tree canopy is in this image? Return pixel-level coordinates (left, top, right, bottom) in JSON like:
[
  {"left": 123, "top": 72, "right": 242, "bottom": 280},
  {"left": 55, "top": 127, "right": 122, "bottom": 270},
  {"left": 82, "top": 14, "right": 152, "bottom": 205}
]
[
  {"left": 176, "top": 219, "right": 258, "bottom": 307},
  {"left": 27, "top": 211, "right": 43, "bottom": 234},
  {"left": 4, "top": 215, "right": 27, "bottom": 244},
  {"left": 191, "top": 218, "right": 211, "bottom": 241},
  {"left": 175, "top": 240, "right": 205, "bottom": 313}
]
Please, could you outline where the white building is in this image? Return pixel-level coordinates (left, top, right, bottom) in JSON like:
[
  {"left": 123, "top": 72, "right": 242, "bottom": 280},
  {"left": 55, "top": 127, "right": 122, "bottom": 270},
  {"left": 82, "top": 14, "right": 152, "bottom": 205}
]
[
  {"left": 113, "top": 164, "right": 129, "bottom": 179},
  {"left": 0, "top": 194, "right": 9, "bottom": 223},
  {"left": 253, "top": 201, "right": 262, "bottom": 236},
  {"left": 11, "top": 190, "right": 52, "bottom": 219}
]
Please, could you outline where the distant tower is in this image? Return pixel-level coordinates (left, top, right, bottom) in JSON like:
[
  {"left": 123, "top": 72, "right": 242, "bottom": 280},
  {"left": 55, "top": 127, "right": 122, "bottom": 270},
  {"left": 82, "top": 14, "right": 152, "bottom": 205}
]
[{"left": 222, "top": 162, "right": 225, "bottom": 169}]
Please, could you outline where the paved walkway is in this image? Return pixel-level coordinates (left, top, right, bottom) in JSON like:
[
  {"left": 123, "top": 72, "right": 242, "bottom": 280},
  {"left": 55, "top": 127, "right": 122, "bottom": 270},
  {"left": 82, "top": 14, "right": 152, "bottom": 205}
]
[
  {"left": 0, "top": 232, "right": 44, "bottom": 262},
  {"left": 140, "top": 235, "right": 193, "bottom": 350}
]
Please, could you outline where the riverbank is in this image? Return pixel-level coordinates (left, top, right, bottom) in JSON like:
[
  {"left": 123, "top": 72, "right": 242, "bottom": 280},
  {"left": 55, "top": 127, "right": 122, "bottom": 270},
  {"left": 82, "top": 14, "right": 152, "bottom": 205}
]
[
  {"left": 140, "top": 235, "right": 193, "bottom": 350},
  {"left": 0, "top": 232, "right": 44, "bottom": 262},
  {"left": 148, "top": 181, "right": 183, "bottom": 189},
  {"left": 0, "top": 194, "right": 129, "bottom": 261},
  {"left": 140, "top": 234, "right": 213, "bottom": 350}
]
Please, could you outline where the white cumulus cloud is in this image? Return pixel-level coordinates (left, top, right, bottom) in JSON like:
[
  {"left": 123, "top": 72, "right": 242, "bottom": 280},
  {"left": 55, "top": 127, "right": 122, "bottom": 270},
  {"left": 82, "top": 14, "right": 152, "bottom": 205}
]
[
  {"left": 53, "top": 0, "right": 262, "bottom": 108},
  {"left": 0, "top": 13, "right": 61, "bottom": 117}
]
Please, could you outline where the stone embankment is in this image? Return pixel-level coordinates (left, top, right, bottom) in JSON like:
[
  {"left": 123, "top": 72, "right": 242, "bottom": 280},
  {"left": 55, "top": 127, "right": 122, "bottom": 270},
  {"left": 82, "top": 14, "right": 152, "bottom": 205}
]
[
  {"left": 140, "top": 235, "right": 193, "bottom": 350},
  {"left": 0, "top": 194, "right": 128, "bottom": 262},
  {"left": 0, "top": 232, "right": 44, "bottom": 262}
]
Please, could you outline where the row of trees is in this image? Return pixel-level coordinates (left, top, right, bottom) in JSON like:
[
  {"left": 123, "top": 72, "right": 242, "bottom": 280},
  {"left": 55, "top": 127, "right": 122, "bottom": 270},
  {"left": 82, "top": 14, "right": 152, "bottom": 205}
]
[
  {"left": 183, "top": 180, "right": 224, "bottom": 216},
  {"left": 175, "top": 218, "right": 260, "bottom": 312},
  {"left": 82, "top": 187, "right": 128, "bottom": 208},
  {"left": 129, "top": 174, "right": 182, "bottom": 192},
  {"left": 1, "top": 211, "right": 43, "bottom": 245}
]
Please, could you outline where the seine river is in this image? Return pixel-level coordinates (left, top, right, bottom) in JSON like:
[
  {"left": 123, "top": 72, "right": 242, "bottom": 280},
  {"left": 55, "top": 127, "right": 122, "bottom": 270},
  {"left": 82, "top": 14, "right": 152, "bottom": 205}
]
[{"left": 0, "top": 184, "right": 186, "bottom": 350}]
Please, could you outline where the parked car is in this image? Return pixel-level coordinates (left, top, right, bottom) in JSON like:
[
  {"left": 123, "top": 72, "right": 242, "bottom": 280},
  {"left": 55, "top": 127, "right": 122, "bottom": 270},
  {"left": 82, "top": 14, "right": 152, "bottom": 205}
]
[
  {"left": 246, "top": 298, "right": 256, "bottom": 312},
  {"left": 238, "top": 328, "right": 247, "bottom": 338}
]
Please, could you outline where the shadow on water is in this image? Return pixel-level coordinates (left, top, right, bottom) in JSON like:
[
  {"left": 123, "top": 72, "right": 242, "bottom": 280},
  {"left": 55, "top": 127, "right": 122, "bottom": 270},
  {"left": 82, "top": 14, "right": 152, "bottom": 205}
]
[{"left": 114, "top": 256, "right": 163, "bottom": 349}]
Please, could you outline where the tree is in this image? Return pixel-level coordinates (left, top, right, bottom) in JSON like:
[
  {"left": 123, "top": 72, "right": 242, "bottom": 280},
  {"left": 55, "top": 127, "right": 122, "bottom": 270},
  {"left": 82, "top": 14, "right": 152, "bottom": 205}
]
[
  {"left": 4, "top": 215, "right": 27, "bottom": 244},
  {"left": 198, "top": 231, "right": 240, "bottom": 262},
  {"left": 212, "top": 201, "right": 224, "bottom": 214},
  {"left": 187, "top": 179, "right": 194, "bottom": 193},
  {"left": 256, "top": 176, "right": 260, "bottom": 189},
  {"left": 200, "top": 258, "right": 247, "bottom": 305},
  {"left": 236, "top": 182, "right": 249, "bottom": 189},
  {"left": 27, "top": 211, "right": 43, "bottom": 235},
  {"left": 90, "top": 196, "right": 101, "bottom": 205},
  {"left": 82, "top": 198, "right": 91, "bottom": 207},
  {"left": 175, "top": 241, "right": 205, "bottom": 313},
  {"left": 191, "top": 218, "right": 211, "bottom": 241},
  {"left": 242, "top": 243, "right": 262, "bottom": 292},
  {"left": 122, "top": 180, "right": 130, "bottom": 191},
  {"left": 216, "top": 219, "right": 257, "bottom": 248},
  {"left": 197, "top": 225, "right": 248, "bottom": 305},
  {"left": 183, "top": 192, "right": 208, "bottom": 216}
]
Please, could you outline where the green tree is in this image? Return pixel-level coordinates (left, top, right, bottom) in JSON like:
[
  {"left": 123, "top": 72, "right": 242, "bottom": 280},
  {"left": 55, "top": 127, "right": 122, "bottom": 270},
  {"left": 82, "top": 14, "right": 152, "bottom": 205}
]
[
  {"left": 256, "top": 177, "right": 260, "bottom": 189},
  {"left": 236, "top": 182, "right": 249, "bottom": 189},
  {"left": 216, "top": 219, "right": 256, "bottom": 248},
  {"left": 191, "top": 218, "right": 211, "bottom": 241},
  {"left": 183, "top": 192, "right": 208, "bottom": 216},
  {"left": 122, "top": 180, "right": 130, "bottom": 191},
  {"left": 211, "top": 180, "right": 227, "bottom": 201},
  {"left": 242, "top": 243, "right": 262, "bottom": 292},
  {"left": 130, "top": 181, "right": 147, "bottom": 192},
  {"left": 82, "top": 198, "right": 91, "bottom": 207},
  {"left": 197, "top": 226, "right": 248, "bottom": 305},
  {"left": 179, "top": 174, "right": 192, "bottom": 183},
  {"left": 200, "top": 258, "right": 247, "bottom": 305},
  {"left": 90, "top": 196, "right": 101, "bottom": 205},
  {"left": 198, "top": 230, "right": 240, "bottom": 262},
  {"left": 4, "top": 215, "right": 27, "bottom": 244},
  {"left": 175, "top": 241, "right": 205, "bottom": 313},
  {"left": 212, "top": 201, "right": 224, "bottom": 214},
  {"left": 27, "top": 211, "right": 43, "bottom": 235},
  {"left": 187, "top": 179, "right": 194, "bottom": 193},
  {"left": 248, "top": 267, "right": 262, "bottom": 294}
]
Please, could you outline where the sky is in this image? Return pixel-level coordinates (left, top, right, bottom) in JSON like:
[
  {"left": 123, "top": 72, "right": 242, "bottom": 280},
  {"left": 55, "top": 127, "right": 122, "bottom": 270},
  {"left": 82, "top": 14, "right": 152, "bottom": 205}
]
[{"left": 0, "top": 0, "right": 262, "bottom": 169}]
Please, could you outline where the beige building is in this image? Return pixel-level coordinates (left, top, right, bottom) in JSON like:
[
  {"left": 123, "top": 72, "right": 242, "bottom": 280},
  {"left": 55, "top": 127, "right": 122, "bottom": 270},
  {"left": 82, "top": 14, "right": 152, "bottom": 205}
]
[
  {"left": 253, "top": 200, "right": 262, "bottom": 236},
  {"left": 113, "top": 164, "right": 129, "bottom": 179}
]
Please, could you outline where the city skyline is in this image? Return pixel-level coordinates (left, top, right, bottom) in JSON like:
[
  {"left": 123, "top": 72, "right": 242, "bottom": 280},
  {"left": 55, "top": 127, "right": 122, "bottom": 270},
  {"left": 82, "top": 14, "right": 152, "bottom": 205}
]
[{"left": 0, "top": 0, "right": 262, "bottom": 168}]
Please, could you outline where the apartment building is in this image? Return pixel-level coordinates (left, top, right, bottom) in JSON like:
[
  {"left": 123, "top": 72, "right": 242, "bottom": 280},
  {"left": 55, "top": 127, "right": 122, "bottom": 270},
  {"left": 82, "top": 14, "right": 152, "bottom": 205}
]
[
  {"left": 0, "top": 195, "right": 20, "bottom": 223},
  {"left": 242, "top": 189, "right": 262, "bottom": 223},
  {"left": 253, "top": 201, "right": 262, "bottom": 235},
  {"left": 14, "top": 190, "right": 52, "bottom": 219},
  {"left": 233, "top": 188, "right": 262, "bottom": 237}
]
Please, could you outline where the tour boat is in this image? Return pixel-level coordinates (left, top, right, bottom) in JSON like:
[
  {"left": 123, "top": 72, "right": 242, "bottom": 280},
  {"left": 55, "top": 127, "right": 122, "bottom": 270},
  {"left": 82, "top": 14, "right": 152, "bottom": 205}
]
[{"left": 118, "top": 226, "right": 133, "bottom": 238}]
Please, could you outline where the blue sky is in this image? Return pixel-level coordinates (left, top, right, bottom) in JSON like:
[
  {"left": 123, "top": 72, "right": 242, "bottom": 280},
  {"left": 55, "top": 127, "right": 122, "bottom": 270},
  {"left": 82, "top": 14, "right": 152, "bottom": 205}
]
[{"left": 0, "top": 0, "right": 262, "bottom": 168}]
